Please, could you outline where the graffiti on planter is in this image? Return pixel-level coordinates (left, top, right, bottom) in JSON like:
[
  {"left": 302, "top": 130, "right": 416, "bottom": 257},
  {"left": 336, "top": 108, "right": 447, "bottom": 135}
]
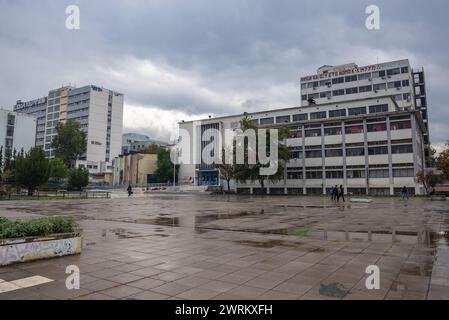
[{"left": 0, "top": 237, "right": 82, "bottom": 266}]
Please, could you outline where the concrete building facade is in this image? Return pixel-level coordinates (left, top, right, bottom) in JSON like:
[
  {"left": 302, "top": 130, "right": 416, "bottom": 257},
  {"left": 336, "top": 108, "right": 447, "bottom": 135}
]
[
  {"left": 0, "top": 109, "right": 37, "bottom": 161},
  {"left": 112, "top": 153, "right": 158, "bottom": 187},
  {"left": 178, "top": 96, "right": 426, "bottom": 196},
  {"left": 13, "top": 85, "right": 124, "bottom": 174}
]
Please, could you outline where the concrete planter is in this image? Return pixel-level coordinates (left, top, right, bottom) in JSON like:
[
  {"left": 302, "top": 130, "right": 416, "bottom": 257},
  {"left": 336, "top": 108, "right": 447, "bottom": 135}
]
[{"left": 0, "top": 232, "right": 82, "bottom": 266}]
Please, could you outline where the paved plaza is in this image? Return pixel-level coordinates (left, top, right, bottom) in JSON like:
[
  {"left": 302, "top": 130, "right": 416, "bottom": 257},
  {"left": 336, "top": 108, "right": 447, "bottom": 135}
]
[{"left": 1, "top": 192, "right": 449, "bottom": 300}]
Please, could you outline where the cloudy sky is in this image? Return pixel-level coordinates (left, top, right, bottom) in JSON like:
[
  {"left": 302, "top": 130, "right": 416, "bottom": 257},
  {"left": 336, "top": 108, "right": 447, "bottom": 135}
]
[{"left": 1, "top": 0, "right": 448, "bottom": 148}]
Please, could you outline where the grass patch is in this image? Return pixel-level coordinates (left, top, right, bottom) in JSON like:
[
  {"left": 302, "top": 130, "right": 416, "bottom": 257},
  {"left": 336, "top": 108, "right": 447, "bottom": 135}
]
[
  {"left": 288, "top": 228, "right": 309, "bottom": 237},
  {"left": 0, "top": 216, "right": 75, "bottom": 239}
]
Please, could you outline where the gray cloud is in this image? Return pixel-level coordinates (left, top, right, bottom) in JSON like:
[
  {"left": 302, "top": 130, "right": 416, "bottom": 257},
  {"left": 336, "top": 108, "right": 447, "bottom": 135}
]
[{"left": 1, "top": 0, "right": 448, "bottom": 143}]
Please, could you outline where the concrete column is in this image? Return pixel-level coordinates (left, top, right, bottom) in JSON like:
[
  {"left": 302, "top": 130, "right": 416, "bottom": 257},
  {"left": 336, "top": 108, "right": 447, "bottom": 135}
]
[
  {"left": 411, "top": 113, "right": 420, "bottom": 195},
  {"left": 342, "top": 120, "right": 347, "bottom": 193},
  {"left": 302, "top": 125, "right": 306, "bottom": 195},
  {"left": 363, "top": 118, "right": 369, "bottom": 195},
  {"left": 321, "top": 123, "right": 325, "bottom": 195},
  {"left": 386, "top": 115, "right": 394, "bottom": 195}
]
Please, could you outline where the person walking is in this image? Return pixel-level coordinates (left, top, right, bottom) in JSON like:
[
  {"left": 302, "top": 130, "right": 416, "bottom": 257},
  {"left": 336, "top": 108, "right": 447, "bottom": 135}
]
[
  {"left": 400, "top": 186, "right": 409, "bottom": 200},
  {"left": 332, "top": 185, "right": 338, "bottom": 201},
  {"left": 339, "top": 185, "right": 345, "bottom": 202},
  {"left": 127, "top": 184, "right": 133, "bottom": 197}
]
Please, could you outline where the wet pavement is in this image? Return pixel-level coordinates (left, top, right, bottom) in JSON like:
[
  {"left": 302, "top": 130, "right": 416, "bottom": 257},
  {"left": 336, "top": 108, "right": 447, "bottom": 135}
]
[{"left": 1, "top": 192, "right": 448, "bottom": 300}]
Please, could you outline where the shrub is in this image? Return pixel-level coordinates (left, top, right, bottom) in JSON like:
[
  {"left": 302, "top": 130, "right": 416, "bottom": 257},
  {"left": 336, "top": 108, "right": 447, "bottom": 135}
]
[{"left": 0, "top": 216, "right": 75, "bottom": 239}]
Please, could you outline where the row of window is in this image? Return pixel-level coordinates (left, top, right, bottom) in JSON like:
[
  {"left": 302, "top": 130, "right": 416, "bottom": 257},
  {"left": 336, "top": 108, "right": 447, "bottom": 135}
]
[
  {"left": 290, "top": 143, "right": 413, "bottom": 159},
  {"left": 292, "top": 120, "right": 411, "bottom": 138},
  {"left": 301, "top": 66, "right": 410, "bottom": 89},
  {"left": 257, "top": 104, "right": 394, "bottom": 126},
  {"left": 286, "top": 168, "right": 414, "bottom": 179}
]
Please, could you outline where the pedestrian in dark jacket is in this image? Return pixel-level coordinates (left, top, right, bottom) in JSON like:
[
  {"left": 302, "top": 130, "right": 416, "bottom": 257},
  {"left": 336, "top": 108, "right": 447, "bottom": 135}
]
[
  {"left": 332, "top": 185, "right": 338, "bottom": 201},
  {"left": 339, "top": 185, "right": 345, "bottom": 202}
]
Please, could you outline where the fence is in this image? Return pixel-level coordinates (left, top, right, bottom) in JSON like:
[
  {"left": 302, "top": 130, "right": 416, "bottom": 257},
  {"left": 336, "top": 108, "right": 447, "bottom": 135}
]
[{"left": 0, "top": 190, "right": 110, "bottom": 200}]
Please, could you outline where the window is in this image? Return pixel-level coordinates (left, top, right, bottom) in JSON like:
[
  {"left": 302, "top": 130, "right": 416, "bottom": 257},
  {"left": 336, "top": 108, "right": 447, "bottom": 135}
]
[
  {"left": 301, "top": 83, "right": 308, "bottom": 89},
  {"left": 388, "top": 81, "right": 402, "bottom": 89},
  {"left": 287, "top": 171, "right": 303, "bottom": 179},
  {"left": 401, "top": 66, "right": 409, "bottom": 74},
  {"left": 387, "top": 68, "right": 400, "bottom": 76},
  {"left": 305, "top": 128, "right": 321, "bottom": 137},
  {"left": 260, "top": 117, "right": 274, "bottom": 125},
  {"left": 324, "top": 127, "right": 342, "bottom": 136},
  {"left": 345, "top": 75, "right": 357, "bottom": 82},
  {"left": 393, "top": 168, "right": 414, "bottom": 177},
  {"left": 346, "top": 87, "right": 358, "bottom": 95},
  {"left": 369, "top": 104, "right": 388, "bottom": 113},
  {"left": 329, "top": 109, "right": 346, "bottom": 118},
  {"left": 290, "top": 127, "right": 302, "bottom": 138},
  {"left": 402, "top": 79, "right": 410, "bottom": 87},
  {"left": 276, "top": 115, "right": 290, "bottom": 123},
  {"left": 306, "top": 171, "right": 323, "bottom": 179},
  {"left": 391, "top": 144, "right": 413, "bottom": 154},
  {"left": 345, "top": 125, "right": 364, "bottom": 134},
  {"left": 332, "top": 77, "right": 344, "bottom": 84},
  {"left": 373, "top": 83, "right": 386, "bottom": 91},
  {"left": 346, "top": 147, "right": 365, "bottom": 157},
  {"left": 320, "top": 80, "right": 332, "bottom": 87},
  {"left": 372, "top": 70, "right": 386, "bottom": 78},
  {"left": 301, "top": 95, "right": 307, "bottom": 101},
  {"left": 310, "top": 111, "right": 326, "bottom": 120},
  {"left": 308, "top": 93, "right": 319, "bottom": 99},
  {"left": 326, "top": 171, "right": 343, "bottom": 179},
  {"left": 332, "top": 89, "right": 345, "bottom": 96},
  {"left": 290, "top": 148, "right": 303, "bottom": 159},
  {"left": 293, "top": 113, "right": 308, "bottom": 122},
  {"left": 320, "top": 91, "right": 332, "bottom": 98},
  {"left": 305, "top": 146, "right": 322, "bottom": 158},
  {"left": 358, "top": 73, "right": 371, "bottom": 80},
  {"left": 348, "top": 107, "right": 367, "bottom": 116},
  {"left": 359, "top": 85, "right": 372, "bottom": 93},
  {"left": 367, "top": 123, "right": 387, "bottom": 132},
  {"left": 369, "top": 169, "right": 389, "bottom": 178},
  {"left": 325, "top": 149, "right": 343, "bottom": 157},
  {"left": 368, "top": 146, "right": 388, "bottom": 155},
  {"left": 390, "top": 120, "right": 411, "bottom": 130},
  {"left": 6, "top": 126, "right": 14, "bottom": 137},
  {"left": 347, "top": 170, "right": 366, "bottom": 179}
]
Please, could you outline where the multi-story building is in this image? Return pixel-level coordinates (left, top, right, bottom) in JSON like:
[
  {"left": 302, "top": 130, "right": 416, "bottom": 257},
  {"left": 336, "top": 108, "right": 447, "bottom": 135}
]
[
  {"left": 300, "top": 59, "right": 431, "bottom": 165},
  {"left": 122, "top": 133, "right": 168, "bottom": 154},
  {"left": 13, "top": 85, "right": 124, "bottom": 174},
  {"left": 0, "top": 109, "right": 36, "bottom": 160},
  {"left": 177, "top": 60, "right": 430, "bottom": 196}
]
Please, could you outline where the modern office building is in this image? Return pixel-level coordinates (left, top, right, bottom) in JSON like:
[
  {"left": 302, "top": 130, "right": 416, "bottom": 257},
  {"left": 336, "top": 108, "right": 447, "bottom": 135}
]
[
  {"left": 177, "top": 59, "right": 429, "bottom": 195},
  {"left": 122, "top": 133, "right": 168, "bottom": 154},
  {"left": 300, "top": 59, "right": 431, "bottom": 165},
  {"left": 13, "top": 85, "right": 124, "bottom": 174},
  {"left": 0, "top": 109, "right": 37, "bottom": 161}
]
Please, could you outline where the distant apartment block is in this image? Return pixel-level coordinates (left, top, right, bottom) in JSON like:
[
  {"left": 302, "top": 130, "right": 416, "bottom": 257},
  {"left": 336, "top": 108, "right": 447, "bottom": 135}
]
[
  {"left": 121, "top": 133, "right": 168, "bottom": 154},
  {"left": 0, "top": 109, "right": 36, "bottom": 160},
  {"left": 13, "top": 85, "right": 124, "bottom": 173}
]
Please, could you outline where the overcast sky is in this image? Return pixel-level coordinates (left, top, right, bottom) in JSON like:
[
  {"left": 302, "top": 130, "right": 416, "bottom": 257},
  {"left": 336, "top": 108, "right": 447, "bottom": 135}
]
[{"left": 1, "top": 0, "right": 448, "bottom": 148}]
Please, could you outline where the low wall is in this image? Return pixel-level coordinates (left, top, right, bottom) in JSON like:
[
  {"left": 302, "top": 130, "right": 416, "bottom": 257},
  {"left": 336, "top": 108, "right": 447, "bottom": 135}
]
[{"left": 0, "top": 232, "right": 82, "bottom": 266}]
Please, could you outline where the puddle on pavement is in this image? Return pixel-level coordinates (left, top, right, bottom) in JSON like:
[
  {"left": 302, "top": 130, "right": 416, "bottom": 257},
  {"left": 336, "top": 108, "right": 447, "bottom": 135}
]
[
  {"left": 232, "top": 239, "right": 301, "bottom": 248},
  {"left": 319, "top": 282, "right": 349, "bottom": 298}
]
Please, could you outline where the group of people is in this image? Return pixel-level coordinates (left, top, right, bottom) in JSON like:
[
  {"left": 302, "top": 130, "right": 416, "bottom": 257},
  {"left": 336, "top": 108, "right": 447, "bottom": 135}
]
[{"left": 330, "top": 185, "right": 345, "bottom": 202}]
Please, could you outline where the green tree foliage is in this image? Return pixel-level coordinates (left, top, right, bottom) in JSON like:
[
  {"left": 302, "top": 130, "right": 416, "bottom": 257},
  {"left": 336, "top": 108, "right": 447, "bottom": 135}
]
[
  {"left": 416, "top": 169, "right": 441, "bottom": 195},
  {"left": 15, "top": 147, "right": 50, "bottom": 196},
  {"left": 155, "top": 147, "right": 178, "bottom": 183},
  {"left": 51, "top": 121, "right": 87, "bottom": 167},
  {"left": 437, "top": 142, "right": 449, "bottom": 181},
  {"left": 67, "top": 167, "right": 89, "bottom": 190},
  {"left": 214, "top": 146, "right": 241, "bottom": 193},
  {"left": 235, "top": 116, "right": 291, "bottom": 195},
  {"left": 48, "top": 158, "right": 69, "bottom": 184},
  {"left": 0, "top": 146, "right": 3, "bottom": 173}
]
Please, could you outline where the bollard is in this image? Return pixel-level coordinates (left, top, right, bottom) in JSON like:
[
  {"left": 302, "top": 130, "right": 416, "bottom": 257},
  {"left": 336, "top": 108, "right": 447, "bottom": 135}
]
[
  {"left": 392, "top": 229, "right": 396, "bottom": 242},
  {"left": 324, "top": 230, "right": 328, "bottom": 240},
  {"left": 368, "top": 229, "right": 372, "bottom": 242},
  {"left": 345, "top": 229, "right": 349, "bottom": 241}
]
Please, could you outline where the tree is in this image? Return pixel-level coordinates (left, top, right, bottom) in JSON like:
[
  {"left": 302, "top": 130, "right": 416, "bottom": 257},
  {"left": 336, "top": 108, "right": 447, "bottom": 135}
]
[
  {"left": 51, "top": 121, "right": 87, "bottom": 167},
  {"left": 428, "top": 146, "right": 437, "bottom": 167},
  {"left": 155, "top": 147, "right": 178, "bottom": 183},
  {"left": 67, "top": 167, "right": 89, "bottom": 190},
  {"left": 235, "top": 116, "right": 291, "bottom": 195},
  {"left": 437, "top": 142, "right": 449, "bottom": 181},
  {"left": 15, "top": 147, "right": 50, "bottom": 196},
  {"left": 214, "top": 146, "right": 241, "bottom": 193},
  {"left": 416, "top": 169, "right": 441, "bottom": 195},
  {"left": 48, "top": 158, "right": 69, "bottom": 184},
  {"left": 140, "top": 144, "right": 160, "bottom": 154},
  {"left": 0, "top": 146, "right": 3, "bottom": 173}
]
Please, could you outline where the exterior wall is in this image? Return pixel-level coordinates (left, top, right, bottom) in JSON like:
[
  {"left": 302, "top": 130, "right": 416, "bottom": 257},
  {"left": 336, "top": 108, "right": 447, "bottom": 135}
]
[
  {"left": 112, "top": 153, "right": 158, "bottom": 186},
  {"left": 0, "top": 109, "right": 36, "bottom": 159},
  {"left": 177, "top": 96, "right": 426, "bottom": 195}
]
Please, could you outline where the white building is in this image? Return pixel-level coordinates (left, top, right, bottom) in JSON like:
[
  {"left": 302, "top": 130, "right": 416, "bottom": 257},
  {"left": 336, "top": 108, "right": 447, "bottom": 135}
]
[
  {"left": 177, "top": 59, "right": 429, "bottom": 196},
  {"left": 13, "top": 85, "right": 124, "bottom": 174},
  {"left": 0, "top": 109, "right": 36, "bottom": 161},
  {"left": 300, "top": 59, "right": 430, "bottom": 165},
  {"left": 122, "top": 133, "right": 168, "bottom": 154}
]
